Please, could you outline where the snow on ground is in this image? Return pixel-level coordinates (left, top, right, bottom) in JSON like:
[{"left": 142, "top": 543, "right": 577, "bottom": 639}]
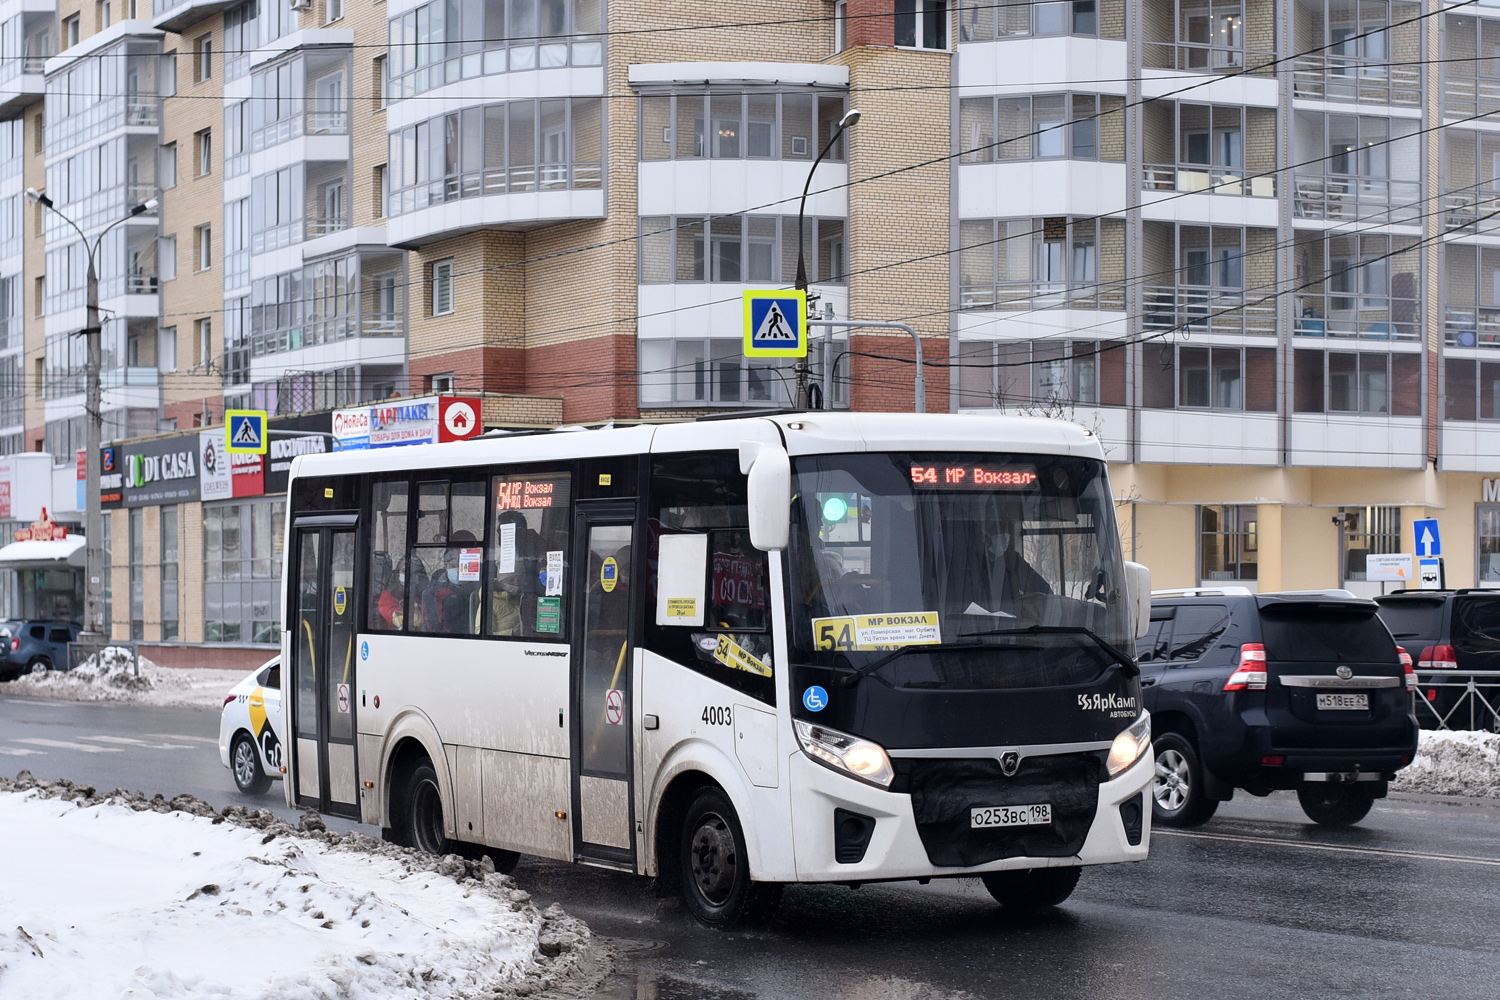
[
  {"left": 1392, "top": 730, "right": 1500, "bottom": 799},
  {"left": 0, "top": 775, "right": 602, "bottom": 999},
  {"left": 2, "top": 646, "right": 245, "bottom": 708}
]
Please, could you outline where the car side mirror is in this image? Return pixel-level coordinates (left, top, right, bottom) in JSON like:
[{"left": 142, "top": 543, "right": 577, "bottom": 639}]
[
  {"left": 1125, "top": 561, "right": 1152, "bottom": 640},
  {"left": 744, "top": 444, "right": 791, "bottom": 552}
]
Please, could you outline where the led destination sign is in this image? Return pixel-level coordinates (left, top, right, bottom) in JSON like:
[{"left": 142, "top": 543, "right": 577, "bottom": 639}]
[
  {"left": 495, "top": 473, "right": 572, "bottom": 511},
  {"left": 909, "top": 464, "right": 1039, "bottom": 489}
]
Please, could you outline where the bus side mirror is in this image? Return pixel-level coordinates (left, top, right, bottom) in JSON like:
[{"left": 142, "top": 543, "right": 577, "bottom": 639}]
[
  {"left": 1125, "top": 561, "right": 1151, "bottom": 639},
  {"left": 745, "top": 446, "right": 791, "bottom": 552}
]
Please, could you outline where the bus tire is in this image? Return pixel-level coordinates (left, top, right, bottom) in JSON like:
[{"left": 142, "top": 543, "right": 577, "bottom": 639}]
[
  {"left": 399, "top": 762, "right": 450, "bottom": 855},
  {"left": 679, "top": 786, "right": 780, "bottom": 929},
  {"left": 980, "top": 867, "right": 1081, "bottom": 909}
]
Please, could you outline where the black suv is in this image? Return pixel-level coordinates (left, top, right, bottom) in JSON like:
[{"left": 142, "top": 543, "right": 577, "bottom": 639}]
[
  {"left": 1374, "top": 589, "right": 1500, "bottom": 732},
  {"left": 1139, "top": 589, "right": 1418, "bottom": 827}
]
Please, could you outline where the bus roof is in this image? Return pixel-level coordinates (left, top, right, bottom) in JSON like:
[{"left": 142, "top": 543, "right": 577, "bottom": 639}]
[{"left": 286, "top": 412, "right": 1106, "bottom": 482}]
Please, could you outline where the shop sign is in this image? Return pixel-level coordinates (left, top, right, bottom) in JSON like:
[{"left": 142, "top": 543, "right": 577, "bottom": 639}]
[
  {"left": 1485, "top": 479, "right": 1499, "bottom": 503},
  {"left": 265, "top": 413, "right": 332, "bottom": 495},
  {"left": 334, "top": 396, "right": 482, "bottom": 451},
  {"left": 200, "top": 432, "right": 265, "bottom": 501},
  {"left": 102, "top": 434, "right": 201, "bottom": 508},
  {"left": 14, "top": 508, "right": 68, "bottom": 542},
  {"left": 331, "top": 407, "right": 371, "bottom": 450}
]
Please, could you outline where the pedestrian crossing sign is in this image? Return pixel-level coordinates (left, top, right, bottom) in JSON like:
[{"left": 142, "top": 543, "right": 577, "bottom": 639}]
[
  {"left": 225, "top": 410, "right": 268, "bottom": 455},
  {"left": 743, "top": 290, "right": 808, "bottom": 358}
]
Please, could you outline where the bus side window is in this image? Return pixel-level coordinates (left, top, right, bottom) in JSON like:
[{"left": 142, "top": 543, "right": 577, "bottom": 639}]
[
  {"left": 410, "top": 479, "right": 486, "bottom": 636},
  {"left": 490, "top": 470, "right": 573, "bottom": 640},
  {"left": 368, "top": 479, "right": 409, "bottom": 631},
  {"left": 646, "top": 452, "right": 775, "bottom": 705}
]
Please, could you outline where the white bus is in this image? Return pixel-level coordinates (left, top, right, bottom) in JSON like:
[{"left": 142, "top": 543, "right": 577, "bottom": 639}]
[{"left": 281, "top": 412, "right": 1154, "bottom": 927}]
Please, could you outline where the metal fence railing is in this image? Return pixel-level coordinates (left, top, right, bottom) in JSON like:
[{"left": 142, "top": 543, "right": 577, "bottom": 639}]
[
  {"left": 1414, "top": 669, "right": 1500, "bottom": 733},
  {"left": 66, "top": 641, "right": 141, "bottom": 678}
]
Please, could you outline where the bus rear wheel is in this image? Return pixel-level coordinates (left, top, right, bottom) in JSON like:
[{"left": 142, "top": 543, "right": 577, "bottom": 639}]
[
  {"left": 399, "top": 762, "right": 449, "bottom": 855},
  {"left": 678, "top": 787, "right": 781, "bottom": 929}
]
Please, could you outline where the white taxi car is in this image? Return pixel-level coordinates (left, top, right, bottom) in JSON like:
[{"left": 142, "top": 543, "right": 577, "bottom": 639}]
[{"left": 218, "top": 657, "right": 284, "bottom": 795}]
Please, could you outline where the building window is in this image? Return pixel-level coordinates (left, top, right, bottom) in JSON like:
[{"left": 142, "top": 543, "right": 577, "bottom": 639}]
[
  {"left": 326, "top": 0, "right": 343, "bottom": 23},
  {"left": 638, "top": 340, "right": 804, "bottom": 409},
  {"left": 195, "top": 35, "right": 213, "bottom": 82},
  {"left": 161, "top": 506, "right": 179, "bottom": 640},
  {"left": 959, "top": 92, "right": 1126, "bottom": 164},
  {"left": 159, "top": 235, "right": 177, "bottom": 282},
  {"left": 63, "top": 15, "right": 79, "bottom": 49},
  {"left": 196, "top": 128, "right": 212, "bottom": 176},
  {"left": 895, "top": 0, "right": 948, "bottom": 49},
  {"left": 1479, "top": 504, "right": 1500, "bottom": 585},
  {"left": 159, "top": 326, "right": 177, "bottom": 371},
  {"left": 1339, "top": 506, "right": 1401, "bottom": 582},
  {"left": 957, "top": 339, "right": 1128, "bottom": 409},
  {"left": 431, "top": 259, "right": 454, "bottom": 315},
  {"left": 204, "top": 499, "right": 286, "bottom": 643},
  {"left": 430, "top": 372, "right": 455, "bottom": 392},
  {"left": 373, "top": 164, "right": 386, "bottom": 218},
  {"left": 129, "top": 508, "right": 144, "bottom": 640},
  {"left": 372, "top": 55, "right": 386, "bottom": 110},
  {"left": 1292, "top": 349, "right": 1419, "bottom": 416},
  {"left": 959, "top": 217, "right": 1126, "bottom": 311},
  {"left": 639, "top": 215, "right": 846, "bottom": 285},
  {"left": 835, "top": 2, "right": 847, "bottom": 51},
  {"left": 640, "top": 91, "right": 848, "bottom": 162},
  {"left": 1200, "top": 504, "right": 1257, "bottom": 582},
  {"left": 958, "top": 0, "right": 1103, "bottom": 41},
  {"left": 194, "top": 224, "right": 212, "bottom": 271},
  {"left": 387, "top": 98, "right": 603, "bottom": 216},
  {"left": 196, "top": 317, "right": 212, "bottom": 367},
  {"left": 1293, "top": 112, "right": 1419, "bottom": 222},
  {"left": 1295, "top": 232, "right": 1419, "bottom": 342},
  {"left": 160, "top": 143, "right": 178, "bottom": 189}
]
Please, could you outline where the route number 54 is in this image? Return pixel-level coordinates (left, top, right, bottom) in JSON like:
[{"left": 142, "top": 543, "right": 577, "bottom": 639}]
[{"left": 816, "top": 618, "right": 856, "bottom": 652}]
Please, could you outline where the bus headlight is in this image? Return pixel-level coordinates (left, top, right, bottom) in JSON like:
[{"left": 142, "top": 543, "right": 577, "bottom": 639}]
[
  {"left": 794, "top": 720, "right": 895, "bottom": 789},
  {"left": 1106, "top": 711, "right": 1152, "bottom": 778}
]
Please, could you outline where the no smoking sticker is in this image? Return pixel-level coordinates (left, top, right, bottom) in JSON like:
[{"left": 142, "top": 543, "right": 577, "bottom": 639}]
[
  {"left": 605, "top": 689, "right": 624, "bottom": 725},
  {"left": 337, "top": 683, "right": 351, "bottom": 714}
]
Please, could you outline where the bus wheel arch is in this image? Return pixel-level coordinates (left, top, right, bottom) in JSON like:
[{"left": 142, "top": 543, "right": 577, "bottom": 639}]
[{"left": 381, "top": 718, "right": 451, "bottom": 847}]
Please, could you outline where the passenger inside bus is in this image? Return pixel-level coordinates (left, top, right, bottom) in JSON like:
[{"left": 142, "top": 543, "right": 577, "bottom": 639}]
[{"left": 421, "top": 530, "right": 480, "bottom": 634}]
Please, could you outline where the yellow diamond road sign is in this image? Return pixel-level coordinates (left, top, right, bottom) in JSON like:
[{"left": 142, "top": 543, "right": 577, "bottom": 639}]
[
  {"left": 226, "top": 410, "right": 268, "bottom": 454},
  {"left": 743, "top": 290, "right": 808, "bottom": 358}
]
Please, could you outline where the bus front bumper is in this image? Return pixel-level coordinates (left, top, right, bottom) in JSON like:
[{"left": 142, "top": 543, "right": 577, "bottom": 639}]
[{"left": 787, "top": 746, "right": 1153, "bottom": 882}]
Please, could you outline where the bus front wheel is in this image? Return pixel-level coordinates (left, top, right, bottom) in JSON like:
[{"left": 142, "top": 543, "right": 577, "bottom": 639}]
[
  {"left": 399, "top": 761, "right": 449, "bottom": 855},
  {"left": 981, "top": 867, "right": 1081, "bottom": 909},
  {"left": 678, "top": 786, "right": 781, "bottom": 929}
]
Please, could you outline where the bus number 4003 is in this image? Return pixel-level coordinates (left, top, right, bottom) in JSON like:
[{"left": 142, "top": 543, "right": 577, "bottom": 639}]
[{"left": 702, "top": 706, "right": 732, "bottom": 726}]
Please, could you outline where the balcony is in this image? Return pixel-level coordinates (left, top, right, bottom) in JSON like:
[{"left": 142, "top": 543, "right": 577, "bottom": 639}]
[
  {"left": 1293, "top": 176, "right": 1421, "bottom": 225},
  {"left": 960, "top": 280, "right": 1127, "bottom": 312},
  {"left": 152, "top": 0, "right": 241, "bottom": 35},
  {"left": 1445, "top": 308, "right": 1500, "bottom": 350},
  {"left": 1444, "top": 193, "right": 1500, "bottom": 235},
  {"left": 1293, "top": 55, "right": 1420, "bottom": 108},
  {"left": 1143, "top": 165, "right": 1276, "bottom": 197},
  {"left": 1444, "top": 74, "right": 1500, "bottom": 120},
  {"left": 1143, "top": 286, "right": 1276, "bottom": 337}
]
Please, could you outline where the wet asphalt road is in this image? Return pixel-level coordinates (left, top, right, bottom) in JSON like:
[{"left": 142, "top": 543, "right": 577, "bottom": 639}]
[{"left": 4, "top": 692, "right": 1499, "bottom": 999}]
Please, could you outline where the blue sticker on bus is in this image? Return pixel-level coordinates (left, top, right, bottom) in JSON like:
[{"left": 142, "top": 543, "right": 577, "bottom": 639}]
[
  {"left": 360, "top": 640, "right": 369, "bottom": 661},
  {"left": 803, "top": 686, "right": 828, "bottom": 712}
]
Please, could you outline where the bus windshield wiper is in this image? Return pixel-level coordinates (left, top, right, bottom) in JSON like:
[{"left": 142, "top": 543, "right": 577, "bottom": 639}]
[
  {"left": 955, "top": 625, "right": 1138, "bottom": 675},
  {"left": 838, "top": 642, "right": 995, "bottom": 688}
]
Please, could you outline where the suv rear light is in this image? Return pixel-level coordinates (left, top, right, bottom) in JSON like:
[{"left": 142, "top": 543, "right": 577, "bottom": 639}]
[
  {"left": 1224, "top": 643, "right": 1268, "bottom": 691},
  {"left": 8, "top": 636, "right": 15, "bottom": 651},
  {"left": 1417, "top": 644, "right": 1457, "bottom": 669},
  {"left": 1398, "top": 646, "right": 1417, "bottom": 692}
]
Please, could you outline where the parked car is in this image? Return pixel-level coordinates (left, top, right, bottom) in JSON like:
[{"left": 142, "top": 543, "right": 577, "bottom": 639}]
[
  {"left": 0, "top": 620, "right": 82, "bottom": 679},
  {"left": 218, "top": 658, "right": 284, "bottom": 795},
  {"left": 1139, "top": 588, "right": 1418, "bottom": 828},
  {"left": 1374, "top": 589, "right": 1500, "bottom": 732}
]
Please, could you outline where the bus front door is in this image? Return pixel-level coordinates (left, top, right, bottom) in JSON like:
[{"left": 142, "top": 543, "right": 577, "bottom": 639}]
[
  {"left": 570, "top": 508, "right": 637, "bottom": 868},
  {"left": 289, "top": 521, "right": 360, "bottom": 819}
]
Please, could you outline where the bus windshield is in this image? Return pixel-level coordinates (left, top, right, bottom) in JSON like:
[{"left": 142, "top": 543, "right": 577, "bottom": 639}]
[{"left": 788, "top": 452, "right": 1128, "bottom": 656}]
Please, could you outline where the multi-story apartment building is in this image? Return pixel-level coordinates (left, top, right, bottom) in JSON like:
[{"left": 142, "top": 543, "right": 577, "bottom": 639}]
[{"left": 0, "top": 0, "right": 1497, "bottom": 655}]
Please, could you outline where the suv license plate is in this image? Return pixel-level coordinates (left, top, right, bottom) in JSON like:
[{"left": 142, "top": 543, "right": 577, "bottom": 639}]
[
  {"left": 971, "top": 804, "right": 1052, "bottom": 829},
  {"left": 1316, "top": 692, "right": 1369, "bottom": 711}
]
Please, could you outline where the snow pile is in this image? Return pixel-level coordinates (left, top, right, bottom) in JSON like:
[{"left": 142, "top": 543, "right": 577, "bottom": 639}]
[
  {"left": 0, "top": 774, "right": 601, "bottom": 999},
  {"left": 1392, "top": 730, "right": 1500, "bottom": 799},
  {"left": 3, "top": 649, "right": 247, "bottom": 707}
]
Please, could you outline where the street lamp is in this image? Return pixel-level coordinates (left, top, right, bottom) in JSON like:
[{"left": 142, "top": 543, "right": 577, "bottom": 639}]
[
  {"left": 793, "top": 108, "right": 860, "bottom": 409},
  {"left": 27, "top": 186, "right": 159, "bottom": 641}
]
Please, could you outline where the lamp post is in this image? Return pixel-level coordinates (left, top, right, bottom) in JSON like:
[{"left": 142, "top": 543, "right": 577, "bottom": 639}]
[
  {"left": 27, "top": 187, "right": 159, "bottom": 641},
  {"left": 794, "top": 108, "right": 860, "bottom": 409}
]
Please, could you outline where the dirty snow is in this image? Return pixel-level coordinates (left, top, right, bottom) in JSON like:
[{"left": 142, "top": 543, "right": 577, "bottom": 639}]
[
  {"left": 0, "top": 776, "right": 601, "bottom": 999},
  {"left": 2, "top": 646, "right": 244, "bottom": 707},
  {"left": 1392, "top": 730, "right": 1500, "bottom": 799}
]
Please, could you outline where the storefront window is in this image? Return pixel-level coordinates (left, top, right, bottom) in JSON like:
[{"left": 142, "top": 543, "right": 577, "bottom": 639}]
[
  {"left": 161, "top": 505, "right": 179, "bottom": 640},
  {"left": 1479, "top": 504, "right": 1500, "bottom": 586},
  {"left": 129, "top": 508, "right": 144, "bottom": 640},
  {"left": 1340, "top": 505, "right": 1401, "bottom": 581},
  {"left": 204, "top": 498, "right": 286, "bottom": 642},
  {"left": 1200, "top": 503, "right": 1258, "bottom": 581}
]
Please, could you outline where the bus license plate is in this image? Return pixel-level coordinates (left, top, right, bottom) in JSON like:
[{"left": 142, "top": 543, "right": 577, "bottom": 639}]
[
  {"left": 971, "top": 804, "right": 1052, "bottom": 829},
  {"left": 1316, "top": 692, "right": 1369, "bottom": 711}
]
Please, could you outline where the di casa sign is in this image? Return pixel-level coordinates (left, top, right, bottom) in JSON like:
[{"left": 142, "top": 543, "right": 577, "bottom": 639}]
[{"left": 101, "top": 436, "right": 201, "bottom": 508}]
